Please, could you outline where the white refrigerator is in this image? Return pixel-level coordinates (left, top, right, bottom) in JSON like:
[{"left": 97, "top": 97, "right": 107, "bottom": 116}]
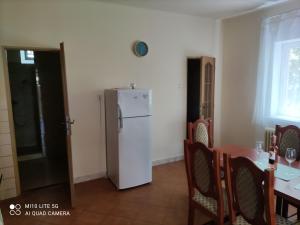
[{"left": 104, "top": 89, "right": 152, "bottom": 189}]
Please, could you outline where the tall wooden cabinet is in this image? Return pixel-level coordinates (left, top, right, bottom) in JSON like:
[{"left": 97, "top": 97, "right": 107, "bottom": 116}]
[{"left": 187, "top": 56, "right": 215, "bottom": 124}]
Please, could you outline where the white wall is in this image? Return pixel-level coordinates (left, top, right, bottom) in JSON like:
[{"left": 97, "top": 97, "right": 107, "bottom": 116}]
[
  {"left": 213, "top": 19, "right": 223, "bottom": 148},
  {"left": 221, "top": 0, "right": 300, "bottom": 148},
  {"left": 0, "top": 0, "right": 219, "bottom": 191}
]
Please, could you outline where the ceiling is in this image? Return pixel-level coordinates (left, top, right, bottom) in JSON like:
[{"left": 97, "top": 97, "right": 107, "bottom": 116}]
[{"left": 97, "top": 0, "right": 289, "bottom": 18}]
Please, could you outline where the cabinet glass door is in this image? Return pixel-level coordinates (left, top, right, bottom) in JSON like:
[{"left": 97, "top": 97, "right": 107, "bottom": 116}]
[{"left": 200, "top": 57, "right": 215, "bottom": 120}]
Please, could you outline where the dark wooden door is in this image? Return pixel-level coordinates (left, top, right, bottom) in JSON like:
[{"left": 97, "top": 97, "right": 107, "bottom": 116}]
[
  {"left": 35, "top": 44, "right": 75, "bottom": 207},
  {"left": 187, "top": 58, "right": 201, "bottom": 124},
  {"left": 35, "top": 51, "right": 66, "bottom": 158},
  {"left": 59, "top": 43, "right": 75, "bottom": 207}
]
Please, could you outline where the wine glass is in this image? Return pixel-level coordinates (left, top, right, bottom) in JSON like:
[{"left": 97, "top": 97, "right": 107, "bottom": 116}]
[
  {"left": 285, "top": 148, "right": 296, "bottom": 167},
  {"left": 256, "top": 141, "right": 264, "bottom": 161}
]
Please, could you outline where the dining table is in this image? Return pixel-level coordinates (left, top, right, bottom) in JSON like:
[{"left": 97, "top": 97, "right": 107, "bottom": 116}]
[{"left": 215, "top": 145, "right": 300, "bottom": 218}]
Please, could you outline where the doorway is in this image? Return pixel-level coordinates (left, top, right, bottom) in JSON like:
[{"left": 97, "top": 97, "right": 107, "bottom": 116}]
[{"left": 3, "top": 46, "right": 74, "bottom": 206}]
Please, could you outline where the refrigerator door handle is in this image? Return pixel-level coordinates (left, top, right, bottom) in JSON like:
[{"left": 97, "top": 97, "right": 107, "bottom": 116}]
[{"left": 118, "top": 104, "right": 123, "bottom": 131}]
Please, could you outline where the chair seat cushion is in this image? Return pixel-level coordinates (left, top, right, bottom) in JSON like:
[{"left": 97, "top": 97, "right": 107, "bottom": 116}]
[
  {"left": 192, "top": 188, "right": 228, "bottom": 216},
  {"left": 232, "top": 215, "right": 293, "bottom": 225}
]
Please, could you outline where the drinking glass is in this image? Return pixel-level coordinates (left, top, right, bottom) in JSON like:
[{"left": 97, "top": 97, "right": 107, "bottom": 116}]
[
  {"left": 256, "top": 141, "right": 264, "bottom": 160},
  {"left": 285, "top": 148, "right": 296, "bottom": 167}
]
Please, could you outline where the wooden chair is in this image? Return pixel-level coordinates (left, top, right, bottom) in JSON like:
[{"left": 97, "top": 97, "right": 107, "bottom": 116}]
[
  {"left": 188, "top": 118, "right": 213, "bottom": 147},
  {"left": 184, "top": 140, "right": 226, "bottom": 225},
  {"left": 275, "top": 125, "right": 300, "bottom": 160},
  {"left": 275, "top": 125, "right": 300, "bottom": 218},
  {"left": 223, "top": 154, "right": 292, "bottom": 225}
]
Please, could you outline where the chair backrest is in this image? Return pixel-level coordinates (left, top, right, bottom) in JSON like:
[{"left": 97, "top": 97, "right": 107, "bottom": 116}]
[
  {"left": 184, "top": 140, "right": 223, "bottom": 215},
  {"left": 223, "top": 154, "right": 275, "bottom": 225},
  {"left": 275, "top": 125, "right": 300, "bottom": 160},
  {"left": 188, "top": 118, "right": 213, "bottom": 147}
]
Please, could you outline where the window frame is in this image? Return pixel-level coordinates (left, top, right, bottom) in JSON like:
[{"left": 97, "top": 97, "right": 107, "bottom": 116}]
[
  {"left": 20, "top": 50, "right": 34, "bottom": 64},
  {"left": 24, "top": 50, "right": 34, "bottom": 60},
  {"left": 271, "top": 39, "right": 300, "bottom": 122}
]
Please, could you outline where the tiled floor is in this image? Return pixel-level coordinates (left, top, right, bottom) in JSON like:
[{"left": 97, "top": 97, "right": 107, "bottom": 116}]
[{"left": 0, "top": 161, "right": 211, "bottom": 225}]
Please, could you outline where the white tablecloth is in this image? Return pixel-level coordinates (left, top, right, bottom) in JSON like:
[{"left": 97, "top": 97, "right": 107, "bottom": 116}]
[{"left": 255, "top": 161, "right": 300, "bottom": 181}]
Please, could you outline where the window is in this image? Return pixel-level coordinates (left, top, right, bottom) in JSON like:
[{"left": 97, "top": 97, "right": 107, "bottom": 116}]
[
  {"left": 271, "top": 39, "right": 300, "bottom": 121},
  {"left": 253, "top": 9, "right": 300, "bottom": 127},
  {"left": 20, "top": 50, "right": 34, "bottom": 64},
  {"left": 25, "top": 50, "right": 34, "bottom": 60}
]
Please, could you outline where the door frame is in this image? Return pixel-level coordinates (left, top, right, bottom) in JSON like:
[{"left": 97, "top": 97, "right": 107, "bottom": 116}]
[{"left": 1, "top": 45, "right": 74, "bottom": 206}]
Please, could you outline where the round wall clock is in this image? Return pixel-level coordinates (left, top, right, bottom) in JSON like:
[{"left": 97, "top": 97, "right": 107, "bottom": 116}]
[{"left": 133, "top": 41, "right": 148, "bottom": 57}]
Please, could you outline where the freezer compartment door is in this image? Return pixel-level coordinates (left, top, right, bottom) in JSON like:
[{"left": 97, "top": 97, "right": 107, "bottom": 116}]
[
  {"left": 118, "top": 89, "right": 152, "bottom": 118},
  {"left": 118, "top": 116, "right": 152, "bottom": 189}
]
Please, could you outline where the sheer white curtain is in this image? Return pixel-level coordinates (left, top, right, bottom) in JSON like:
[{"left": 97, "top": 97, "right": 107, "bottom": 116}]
[{"left": 253, "top": 9, "right": 300, "bottom": 133}]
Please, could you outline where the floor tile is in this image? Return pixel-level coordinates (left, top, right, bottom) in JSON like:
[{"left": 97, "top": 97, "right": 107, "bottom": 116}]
[
  {"left": 100, "top": 215, "right": 133, "bottom": 225},
  {"left": 71, "top": 211, "right": 105, "bottom": 225},
  {"left": 0, "top": 161, "right": 218, "bottom": 225}
]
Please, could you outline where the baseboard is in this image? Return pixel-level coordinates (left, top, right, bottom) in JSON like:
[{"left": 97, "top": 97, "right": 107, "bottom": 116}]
[
  {"left": 152, "top": 155, "right": 184, "bottom": 166},
  {"left": 74, "top": 155, "right": 184, "bottom": 184},
  {"left": 74, "top": 171, "right": 107, "bottom": 184}
]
